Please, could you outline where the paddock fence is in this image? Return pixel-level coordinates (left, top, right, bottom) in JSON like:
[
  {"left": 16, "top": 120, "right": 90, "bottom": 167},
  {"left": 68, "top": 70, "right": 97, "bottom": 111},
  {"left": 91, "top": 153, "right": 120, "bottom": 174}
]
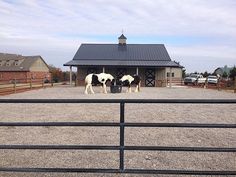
[
  {"left": 0, "top": 78, "right": 54, "bottom": 95},
  {"left": 0, "top": 99, "right": 236, "bottom": 175}
]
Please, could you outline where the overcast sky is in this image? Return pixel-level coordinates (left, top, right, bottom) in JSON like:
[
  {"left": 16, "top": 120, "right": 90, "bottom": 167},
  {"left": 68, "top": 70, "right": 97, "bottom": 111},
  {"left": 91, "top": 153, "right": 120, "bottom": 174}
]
[{"left": 0, "top": 0, "right": 235, "bottom": 73}]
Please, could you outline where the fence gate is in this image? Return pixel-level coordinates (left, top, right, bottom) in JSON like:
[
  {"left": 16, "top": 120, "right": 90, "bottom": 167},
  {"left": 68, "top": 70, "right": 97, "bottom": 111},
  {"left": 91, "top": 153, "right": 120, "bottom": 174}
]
[{"left": 0, "top": 99, "right": 236, "bottom": 175}]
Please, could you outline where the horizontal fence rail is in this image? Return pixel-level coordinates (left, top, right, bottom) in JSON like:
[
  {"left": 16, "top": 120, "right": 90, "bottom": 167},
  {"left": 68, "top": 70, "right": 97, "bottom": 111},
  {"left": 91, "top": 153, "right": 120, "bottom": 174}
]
[
  {"left": 0, "top": 145, "right": 235, "bottom": 152},
  {"left": 0, "top": 99, "right": 236, "bottom": 175},
  {"left": 0, "top": 122, "right": 236, "bottom": 128},
  {"left": 1, "top": 98, "right": 236, "bottom": 103}
]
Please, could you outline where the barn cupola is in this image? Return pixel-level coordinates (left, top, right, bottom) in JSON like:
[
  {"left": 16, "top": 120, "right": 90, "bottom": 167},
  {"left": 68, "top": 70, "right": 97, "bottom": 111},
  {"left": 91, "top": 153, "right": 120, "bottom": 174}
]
[{"left": 118, "top": 34, "right": 127, "bottom": 45}]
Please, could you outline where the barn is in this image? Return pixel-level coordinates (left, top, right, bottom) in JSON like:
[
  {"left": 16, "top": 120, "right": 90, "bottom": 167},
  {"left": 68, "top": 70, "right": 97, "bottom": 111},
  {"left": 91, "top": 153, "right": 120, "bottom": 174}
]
[
  {"left": 64, "top": 34, "right": 183, "bottom": 87},
  {"left": 214, "top": 65, "right": 233, "bottom": 77},
  {"left": 0, "top": 53, "right": 51, "bottom": 83}
]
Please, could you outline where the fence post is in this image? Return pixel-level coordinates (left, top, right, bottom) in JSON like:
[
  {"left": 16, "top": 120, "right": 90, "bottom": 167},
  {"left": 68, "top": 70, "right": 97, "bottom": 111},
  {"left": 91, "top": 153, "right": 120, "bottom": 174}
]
[
  {"left": 13, "top": 79, "right": 16, "bottom": 93},
  {"left": 51, "top": 78, "right": 53, "bottom": 87},
  {"left": 42, "top": 79, "right": 44, "bottom": 88},
  {"left": 204, "top": 77, "right": 208, "bottom": 89},
  {"left": 217, "top": 78, "right": 221, "bottom": 91},
  {"left": 120, "top": 102, "right": 125, "bottom": 172},
  {"left": 30, "top": 78, "right": 32, "bottom": 89}
]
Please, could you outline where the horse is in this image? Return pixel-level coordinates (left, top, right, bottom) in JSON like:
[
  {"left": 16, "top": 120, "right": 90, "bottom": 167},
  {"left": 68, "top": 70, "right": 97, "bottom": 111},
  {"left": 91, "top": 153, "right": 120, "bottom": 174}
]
[
  {"left": 120, "top": 74, "right": 141, "bottom": 93},
  {"left": 84, "top": 73, "right": 114, "bottom": 94}
]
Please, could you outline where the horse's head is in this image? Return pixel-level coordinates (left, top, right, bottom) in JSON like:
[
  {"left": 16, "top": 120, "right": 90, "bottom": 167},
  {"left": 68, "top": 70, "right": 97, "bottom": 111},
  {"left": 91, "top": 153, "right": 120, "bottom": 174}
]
[{"left": 111, "top": 78, "right": 122, "bottom": 86}]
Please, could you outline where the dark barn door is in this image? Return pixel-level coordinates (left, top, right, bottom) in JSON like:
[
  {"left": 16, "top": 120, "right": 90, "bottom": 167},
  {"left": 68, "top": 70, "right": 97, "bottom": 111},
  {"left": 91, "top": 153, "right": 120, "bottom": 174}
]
[
  {"left": 87, "top": 68, "right": 97, "bottom": 75},
  {"left": 116, "top": 68, "right": 127, "bottom": 79},
  {"left": 145, "top": 69, "right": 155, "bottom": 87}
]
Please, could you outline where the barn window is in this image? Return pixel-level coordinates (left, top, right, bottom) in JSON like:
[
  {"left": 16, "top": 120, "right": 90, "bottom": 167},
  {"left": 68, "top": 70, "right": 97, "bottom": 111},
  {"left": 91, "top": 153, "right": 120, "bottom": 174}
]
[
  {"left": 15, "top": 60, "right": 19, "bottom": 66},
  {"left": 167, "top": 72, "right": 175, "bottom": 77},
  {"left": 6, "top": 60, "right": 10, "bottom": 66}
]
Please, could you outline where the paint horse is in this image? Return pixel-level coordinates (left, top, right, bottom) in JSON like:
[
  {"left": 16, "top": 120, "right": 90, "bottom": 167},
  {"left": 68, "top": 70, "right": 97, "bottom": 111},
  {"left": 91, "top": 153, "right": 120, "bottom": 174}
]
[
  {"left": 84, "top": 73, "right": 114, "bottom": 94},
  {"left": 120, "top": 74, "right": 141, "bottom": 93}
]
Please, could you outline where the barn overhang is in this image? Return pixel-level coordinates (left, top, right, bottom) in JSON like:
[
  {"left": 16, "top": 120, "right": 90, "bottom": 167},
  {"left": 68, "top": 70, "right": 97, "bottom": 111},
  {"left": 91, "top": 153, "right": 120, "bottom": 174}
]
[{"left": 64, "top": 60, "right": 183, "bottom": 68}]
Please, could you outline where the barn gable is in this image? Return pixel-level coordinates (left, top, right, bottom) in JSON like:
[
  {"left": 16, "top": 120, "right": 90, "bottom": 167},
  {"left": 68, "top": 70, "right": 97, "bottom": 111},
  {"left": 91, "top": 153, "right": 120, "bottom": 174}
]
[
  {"left": 28, "top": 56, "right": 50, "bottom": 72},
  {"left": 0, "top": 53, "right": 49, "bottom": 72}
]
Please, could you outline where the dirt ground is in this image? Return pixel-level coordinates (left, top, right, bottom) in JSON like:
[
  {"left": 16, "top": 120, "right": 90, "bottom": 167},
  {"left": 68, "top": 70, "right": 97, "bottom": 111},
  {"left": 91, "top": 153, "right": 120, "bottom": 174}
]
[{"left": 0, "top": 85, "right": 235, "bottom": 177}]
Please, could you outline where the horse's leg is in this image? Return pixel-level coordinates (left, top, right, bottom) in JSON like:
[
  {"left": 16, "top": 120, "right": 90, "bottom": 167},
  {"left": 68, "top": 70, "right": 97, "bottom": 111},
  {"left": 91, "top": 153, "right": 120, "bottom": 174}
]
[
  {"left": 138, "top": 81, "right": 141, "bottom": 92},
  {"left": 126, "top": 85, "right": 129, "bottom": 93},
  {"left": 89, "top": 84, "right": 95, "bottom": 94},
  {"left": 135, "top": 84, "right": 138, "bottom": 92},
  {"left": 84, "top": 84, "right": 89, "bottom": 94},
  {"left": 103, "top": 83, "right": 107, "bottom": 94},
  {"left": 128, "top": 84, "right": 132, "bottom": 93}
]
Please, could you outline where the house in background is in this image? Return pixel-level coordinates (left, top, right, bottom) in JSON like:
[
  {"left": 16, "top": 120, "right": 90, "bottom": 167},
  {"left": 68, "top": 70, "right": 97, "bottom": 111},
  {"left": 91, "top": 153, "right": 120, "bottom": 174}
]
[
  {"left": 64, "top": 34, "right": 183, "bottom": 87},
  {"left": 214, "top": 65, "right": 234, "bottom": 77},
  {"left": 0, "top": 53, "right": 51, "bottom": 83}
]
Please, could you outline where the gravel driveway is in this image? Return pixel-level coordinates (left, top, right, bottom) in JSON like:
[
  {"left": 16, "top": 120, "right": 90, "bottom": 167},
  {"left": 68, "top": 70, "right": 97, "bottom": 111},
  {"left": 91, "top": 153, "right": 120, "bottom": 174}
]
[{"left": 0, "top": 85, "right": 235, "bottom": 177}]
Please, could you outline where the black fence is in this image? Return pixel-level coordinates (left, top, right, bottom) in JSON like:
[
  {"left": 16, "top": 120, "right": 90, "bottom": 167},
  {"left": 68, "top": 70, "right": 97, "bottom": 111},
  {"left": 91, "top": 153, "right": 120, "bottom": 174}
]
[{"left": 0, "top": 99, "right": 236, "bottom": 175}]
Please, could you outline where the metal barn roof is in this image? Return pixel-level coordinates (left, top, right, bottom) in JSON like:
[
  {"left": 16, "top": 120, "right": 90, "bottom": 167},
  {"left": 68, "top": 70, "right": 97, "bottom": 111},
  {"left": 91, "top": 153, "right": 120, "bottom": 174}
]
[
  {"left": 65, "top": 59, "right": 181, "bottom": 67},
  {"left": 64, "top": 44, "right": 182, "bottom": 67}
]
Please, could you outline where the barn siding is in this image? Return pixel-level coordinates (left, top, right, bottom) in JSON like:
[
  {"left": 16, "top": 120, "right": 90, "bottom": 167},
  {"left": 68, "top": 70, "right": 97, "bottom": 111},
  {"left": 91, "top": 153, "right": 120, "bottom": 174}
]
[
  {"left": 30, "top": 58, "right": 49, "bottom": 72},
  {"left": 165, "top": 67, "right": 183, "bottom": 85},
  {"left": 156, "top": 68, "right": 166, "bottom": 87}
]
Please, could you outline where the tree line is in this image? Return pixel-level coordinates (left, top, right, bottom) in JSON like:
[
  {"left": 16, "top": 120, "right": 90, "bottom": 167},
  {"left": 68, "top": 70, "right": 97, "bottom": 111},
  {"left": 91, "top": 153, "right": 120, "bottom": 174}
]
[{"left": 49, "top": 65, "right": 76, "bottom": 83}]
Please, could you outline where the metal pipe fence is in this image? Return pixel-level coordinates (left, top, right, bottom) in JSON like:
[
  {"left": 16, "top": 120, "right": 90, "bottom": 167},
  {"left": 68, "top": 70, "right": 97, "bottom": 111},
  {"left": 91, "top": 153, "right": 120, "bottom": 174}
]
[{"left": 0, "top": 99, "right": 236, "bottom": 175}]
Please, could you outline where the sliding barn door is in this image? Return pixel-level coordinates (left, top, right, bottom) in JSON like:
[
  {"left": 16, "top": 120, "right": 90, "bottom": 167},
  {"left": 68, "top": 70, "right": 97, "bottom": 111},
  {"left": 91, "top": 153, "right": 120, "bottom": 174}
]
[{"left": 145, "top": 69, "right": 155, "bottom": 87}]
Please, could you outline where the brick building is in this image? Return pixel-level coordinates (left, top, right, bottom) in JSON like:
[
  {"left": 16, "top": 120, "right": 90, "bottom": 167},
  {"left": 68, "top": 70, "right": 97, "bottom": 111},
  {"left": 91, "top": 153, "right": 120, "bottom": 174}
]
[{"left": 0, "top": 53, "right": 51, "bottom": 83}]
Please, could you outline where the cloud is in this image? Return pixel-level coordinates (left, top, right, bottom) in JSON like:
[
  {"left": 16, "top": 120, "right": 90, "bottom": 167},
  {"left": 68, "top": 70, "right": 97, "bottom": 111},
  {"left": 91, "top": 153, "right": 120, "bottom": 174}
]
[
  {"left": 0, "top": 0, "right": 235, "bottom": 72},
  {"left": 167, "top": 44, "right": 236, "bottom": 72}
]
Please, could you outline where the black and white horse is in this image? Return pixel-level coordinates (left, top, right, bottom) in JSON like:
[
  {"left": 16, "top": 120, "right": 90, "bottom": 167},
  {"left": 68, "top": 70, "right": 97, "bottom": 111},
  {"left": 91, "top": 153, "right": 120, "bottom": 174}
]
[
  {"left": 84, "top": 73, "right": 114, "bottom": 94},
  {"left": 120, "top": 74, "right": 141, "bottom": 93}
]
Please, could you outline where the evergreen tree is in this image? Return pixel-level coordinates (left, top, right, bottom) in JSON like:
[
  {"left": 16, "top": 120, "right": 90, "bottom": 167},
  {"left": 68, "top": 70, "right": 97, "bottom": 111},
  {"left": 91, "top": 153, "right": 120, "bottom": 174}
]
[
  {"left": 202, "top": 71, "right": 209, "bottom": 77},
  {"left": 229, "top": 66, "right": 236, "bottom": 80},
  {"left": 222, "top": 71, "right": 228, "bottom": 78}
]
